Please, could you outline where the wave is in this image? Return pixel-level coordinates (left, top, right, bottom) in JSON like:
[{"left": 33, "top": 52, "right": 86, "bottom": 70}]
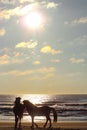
[{"left": 0, "top": 94, "right": 87, "bottom": 121}]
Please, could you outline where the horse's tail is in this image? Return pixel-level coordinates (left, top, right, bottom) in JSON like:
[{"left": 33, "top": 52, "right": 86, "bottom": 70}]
[{"left": 51, "top": 108, "right": 57, "bottom": 122}]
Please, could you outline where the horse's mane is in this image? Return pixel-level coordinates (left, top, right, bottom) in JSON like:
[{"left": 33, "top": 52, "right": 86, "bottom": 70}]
[{"left": 23, "top": 100, "right": 36, "bottom": 108}]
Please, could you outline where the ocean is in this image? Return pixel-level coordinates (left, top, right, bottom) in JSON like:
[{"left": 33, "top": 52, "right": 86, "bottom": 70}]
[{"left": 0, "top": 94, "right": 87, "bottom": 122}]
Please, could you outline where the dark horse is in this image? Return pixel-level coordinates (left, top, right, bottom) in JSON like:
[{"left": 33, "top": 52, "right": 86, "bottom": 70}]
[
  {"left": 23, "top": 100, "right": 57, "bottom": 128},
  {"left": 13, "top": 97, "right": 25, "bottom": 128}
]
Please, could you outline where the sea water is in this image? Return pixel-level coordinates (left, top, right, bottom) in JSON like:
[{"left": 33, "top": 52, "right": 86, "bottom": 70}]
[{"left": 0, "top": 94, "right": 87, "bottom": 122}]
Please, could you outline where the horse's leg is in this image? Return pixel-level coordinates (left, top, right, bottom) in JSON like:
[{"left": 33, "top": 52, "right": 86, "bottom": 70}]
[
  {"left": 43, "top": 117, "right": 48, "bottom": 128},
  {"left": 15, "top": 115, "right": 18, "bottom": 128},
  {"left": 31, "top": 116, "right": 34, "bottom": 128},
  {"left": 31, "top": 116, "right": 38, "bottom": 128},
  {"left": 48, "top": 117, "right": 52, "bottom": 128},
  {"left": 34, "top": 122, "right": 38, "bottom": 128}
]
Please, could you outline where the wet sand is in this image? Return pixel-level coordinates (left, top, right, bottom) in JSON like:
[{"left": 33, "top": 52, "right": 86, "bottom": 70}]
[{"left": 0, "top": 122, "right": 87, "bottom": 130}]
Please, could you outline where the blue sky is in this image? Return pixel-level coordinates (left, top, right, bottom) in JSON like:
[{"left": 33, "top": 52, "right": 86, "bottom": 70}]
[{"left": 0, "top": 0, "right": 87, "bottom": 94}]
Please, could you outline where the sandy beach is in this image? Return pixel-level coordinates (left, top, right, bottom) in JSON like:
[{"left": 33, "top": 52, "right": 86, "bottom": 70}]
[{"left": 0, "top": 122, "right": 87, "bottom": 130}]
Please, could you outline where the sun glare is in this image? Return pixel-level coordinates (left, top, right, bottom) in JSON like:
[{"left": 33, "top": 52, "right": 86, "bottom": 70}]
[{"left": 24, "top": 12, "right": 43, "bottom": 29}]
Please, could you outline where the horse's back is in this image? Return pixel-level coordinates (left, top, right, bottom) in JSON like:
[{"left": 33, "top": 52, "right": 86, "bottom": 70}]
[{"left": 33, "top": 106, "right": 50, "bottom": 116}]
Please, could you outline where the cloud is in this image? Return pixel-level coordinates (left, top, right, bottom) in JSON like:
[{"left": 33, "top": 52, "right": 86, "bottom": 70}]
[
  {"left": 19, "top": 0, "right": 59, "bottom": 9},
  {"left": 71, "top": 17, "right": 87, "bottom": 25},
  {"left": 70, "top": 57, "right": 85, "bottom": 63},
  {"left": 0, "top": 1, "right": 60, "bottom": 21},
  {"left": 19, "top": 0, "right": 34, "bottom": 3},
  {"left": 0, "top": 7, "right": 21, "bottom": 20},
  {"left": 0, "top": 0, "right": 15, "bottom": 4},
  {"left": 67, "top": 72, "right": 81, "bottom": 77},
  {"left": 0, "top": 48, "right": 11, "bottom": 52},
  {"left": 15, "top": 41, "right": 38, "bottom": 48},
  {"left": 0, "top": 28, "right": 6, "bottom": 36},
  {"left": 0, "top": 67, "right": 55, "bottom": 80},
  {"left": 51, "top": 59, "right": 60, "bottom": 63},
  {"left": 0, "top": 5, "right": 32, "bottom": 20},
  {"left": 33, "top": 61, "right": 40, "bottom": 65},
  {"left": 46, "top": 2, "right": 59, "bottom": 9},
  {"left": 0, "top": 54, "right": 9, "bottom": 65},
  {"left": 29, "top": 67, "right": 55, "bottom": 80},
  {"left": 0, "top": 3, "right": 40, "bottom": 20},
  {"left": 40, "top": 45, "right": 63, "bottom": 55},
  {"left": 1, "top": 70, "right": 34, "bottom": 76},
  {"left": 65, "top": 17, "right": 87, "bottom": 25},
  {"left": 37, "top": 67, "right": 55, "bottom": 74},
  {"left": 70, "top": 35, "right": 87, "bottom": 45},
  {"left": 0, "top": 54, "right": 23, "bottom": 65}
]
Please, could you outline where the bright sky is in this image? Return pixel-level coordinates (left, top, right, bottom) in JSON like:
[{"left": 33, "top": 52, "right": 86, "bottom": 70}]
[{"left": 0, "top": 0, "right": 87, "bottom": 94}]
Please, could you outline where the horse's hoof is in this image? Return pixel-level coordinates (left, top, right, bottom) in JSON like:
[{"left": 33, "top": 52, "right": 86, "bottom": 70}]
[
  {"left": 14, "top": 127, "right": 18, "bottom": 130},
  {"left": 43, "top": 125, "right": 46, "bottom": 128},
  {"left": 31, "top": 126, "right": 34, "bottom": 129},
  {"left": 36, "top": 124, "right": 38, "bottom": 128}
]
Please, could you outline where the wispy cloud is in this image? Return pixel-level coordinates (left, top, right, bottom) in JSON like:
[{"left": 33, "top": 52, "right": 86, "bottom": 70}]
[
  {"left": 46, "top": 2, "right": 59, "bottom": 9},
  {"left": 40, "top": 45, "right": 63, "bottom": 55},
  {"left": 19, "top": 0, "right": 34, "bottom": 3},
  {"left": 67, "top": 72, "right": 81, "bottom": 77},
  {"left": 0, "top": 54, "right": 9, "bottom": 65},
  {"left": 0, "top": 0, "right": 15, "bottom": 4},
  {"left": 65, "top": 17, "right": 87, "bottom": 25},
  {"left": 32, "top": 61, "right": 40, "bottom": 65},
  {"left": 37, "top": 67, "right": 55, "bottom": 74},
  {"left": 0, "top": 67, "right": 55, "bottom": 80},
  {"left": 0, "top": 1, "right": 60, "bottom": 21},
  {"left": 0, "top": 48, "right": 11, "bottom": 52},
  {"left": 1, "top": 70, "right": 34, "bottom": 76},
  {"left": 0, "top": 54, "right": 23, "bottom": 65},
  {"left": 69, "top": 35, "right": 87, "bottom": 45},
  {"left": 51, "top": 59, "right": 60, "bottom": 63},
  {"left": 14, "top": 52, "right": 21, "bottom": 57},
  {"left": 71, "top": 17, "right": 87, "bottom": 25},
  {"left": 70, "top": 57, "right": 85, "bottom": 63},
  {"left": 0, "top": 28, "right": 6, "bottom": 36},
  {"left": 15, "top": 41, "right": 38, "bottom": 48},
  {"left": 0, "top": 7, "right": 21, "bottom": 20},
  {"left": 19, "top": 0, "right": 59, "bottom": 9}
]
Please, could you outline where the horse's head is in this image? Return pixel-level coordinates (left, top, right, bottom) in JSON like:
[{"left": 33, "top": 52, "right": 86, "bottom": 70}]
[
  {"left": 23, "top": 100, "right": 34, "bottom": 108},
  {"left": 23, "top": 100, "right": 29, "bottom": 105}
]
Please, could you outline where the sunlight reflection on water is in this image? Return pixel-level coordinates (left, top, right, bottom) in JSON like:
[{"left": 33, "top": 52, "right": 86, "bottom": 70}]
[{"left": 21, "top": 94, "right": 50, "bottom": 105}]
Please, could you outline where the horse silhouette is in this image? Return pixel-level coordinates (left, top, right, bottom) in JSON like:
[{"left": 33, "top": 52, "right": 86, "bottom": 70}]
[
  {"left": 13, "top": 97, "right": 25, "bottom": 128},
  {"left": 23, "top": 100, "right": 57, "bottom": 128}
]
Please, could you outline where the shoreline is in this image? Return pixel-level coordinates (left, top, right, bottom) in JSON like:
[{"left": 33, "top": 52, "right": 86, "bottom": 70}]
[{"left": 0, "top": 121, "right": 87, "bottom": 129}]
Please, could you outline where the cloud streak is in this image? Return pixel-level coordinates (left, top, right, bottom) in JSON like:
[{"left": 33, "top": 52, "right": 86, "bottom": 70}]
[
  {"left": 40, "top": 45, "right": 63, "bottom": 55},
  {"left": 0, "top": 0, "right": 15, "bottom": 4},
  {"left": 33, "top": 61, "right": 40, "bottom": 65},
  {"left": 0, "top": 1, "right": 60, "bottom": 21},
  {"left": 0, "top": 7, "right": 21, "bottom": 20},
  {"left": 0, "top": 54, "right": 23, "bottom": 65},
  {"left": 0, "top": 67, "right": 55, "bottom": 80},
  {"left": 45, "top": 2, "right": 59, "bottom": 9},
  {"left": 70, "top": 57, "right": 85, "bottom": 64},
  {"left": 51, "top": 59, "right": 60, "bottom": 63},
  {"left": 0, "top": 28, "right": 6, "bottom": 36},
  {"left": 19, "top": 0, "right": 34, "bottom": 3},
  {"left": 71, "top": 17, "right": 87, "bottom": 25},
  {"left": 15, "top": 41, "right": 38, "bottom": 48},
  {"left": 65, "top": 17, "right": 87, "bottom": 25}
]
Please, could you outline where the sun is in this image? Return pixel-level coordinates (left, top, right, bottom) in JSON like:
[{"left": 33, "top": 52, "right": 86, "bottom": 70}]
[{"left": 24, "top": 12, "right": 43, "bottom": 29}]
